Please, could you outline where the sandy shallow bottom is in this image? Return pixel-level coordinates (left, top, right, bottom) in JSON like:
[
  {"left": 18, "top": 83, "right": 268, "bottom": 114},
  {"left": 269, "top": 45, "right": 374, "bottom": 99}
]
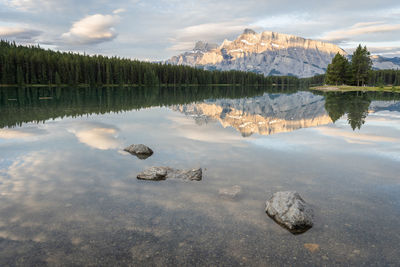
[{"left": 0, "top": 103, "right": 399, "bottom": 266}]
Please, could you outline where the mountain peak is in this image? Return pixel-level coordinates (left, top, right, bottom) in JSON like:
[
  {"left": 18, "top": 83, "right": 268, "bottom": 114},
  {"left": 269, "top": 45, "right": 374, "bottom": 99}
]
[
  {"left": 193, "top": 41, "right": 218, "bottom": 52},
  {"left": 243, "top": 28, "right": 256, "bottom": 35},
  {"left": 167, "top": 30, "right": 373, "bottom": 78}
]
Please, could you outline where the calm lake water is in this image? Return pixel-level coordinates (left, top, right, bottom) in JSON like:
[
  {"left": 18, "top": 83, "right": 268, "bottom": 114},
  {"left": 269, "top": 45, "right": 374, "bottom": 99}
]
[{"left": 0, "top": 86, "right": 400, "bottom": 266}]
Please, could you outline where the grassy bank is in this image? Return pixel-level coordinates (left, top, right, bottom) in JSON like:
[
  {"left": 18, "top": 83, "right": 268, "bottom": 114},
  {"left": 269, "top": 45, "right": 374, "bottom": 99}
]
[{"left": 311, "top": 85, "right": 400, "bottom": 93}]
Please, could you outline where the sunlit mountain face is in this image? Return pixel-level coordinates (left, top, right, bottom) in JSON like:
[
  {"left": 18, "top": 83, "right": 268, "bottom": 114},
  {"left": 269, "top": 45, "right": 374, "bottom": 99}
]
[
  {"left": 167, "top": 29, "right": 400, "bottom": 78},
  {"left": 167, "top": 29, "right": 345, "bottom": 78}
]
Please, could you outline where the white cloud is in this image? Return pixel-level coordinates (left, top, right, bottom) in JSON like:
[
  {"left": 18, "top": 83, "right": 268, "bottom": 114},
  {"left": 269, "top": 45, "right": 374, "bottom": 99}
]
[
  {"left": 62, "top": 13, "right": 121, "bottom": 45},
  {"left": 167, "top": 41, "right": 196, "bottom": 52},
  {"left": 169, "top": 20, "right": 248, "bottom": 52},
  {"left": 0, "top": 26, "right": 41, "bottom": 40},
  {"left": 2, "top": 0, "right": 58, "bottom": 11},
  {"left": 321, "top": 22, "right": 400, "bottom": 43},
  {"left": 251, "top": 13, "right": 313, "bottom": 29},
  {"left": 113, "top": 8, "right": 126, "bottom": 14},
  {"left": 346, "top": 45, "right": 400, "bottom": 57},
  {"left": 1, "top": 0, "right": 400, "bottom": 59}
]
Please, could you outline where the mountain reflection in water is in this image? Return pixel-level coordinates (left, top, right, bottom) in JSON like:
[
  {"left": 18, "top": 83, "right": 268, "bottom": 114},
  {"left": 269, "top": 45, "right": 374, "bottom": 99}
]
[
  {"left": 172, "top": 92, "right": 332, "bottom": 136},
  {"left": 1, "top": 86, "right": 400, "bottom": 135}
]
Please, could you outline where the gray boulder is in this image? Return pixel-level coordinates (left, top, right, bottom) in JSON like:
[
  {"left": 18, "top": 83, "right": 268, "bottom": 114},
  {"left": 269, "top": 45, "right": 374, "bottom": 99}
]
[
  {"left": 137, "top": 167, "right": 202, "bottom": 181},
  {"left": 168, "top": 168, "right": 202, "bottom": 181},
  {"left": 124, "top": 144, "right": 153, "bottom": 159},
  {"left": 265, "top": 191, "right": 313, "bottom": 234},
  {"left": 136, "top": 167, "right": 168, "bottom": 180}
]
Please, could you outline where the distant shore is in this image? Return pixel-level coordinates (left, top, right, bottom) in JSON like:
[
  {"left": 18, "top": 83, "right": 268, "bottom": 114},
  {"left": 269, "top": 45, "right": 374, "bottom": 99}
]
[{"left": 311, "top": 85, "right": 400, "bottom": 93}]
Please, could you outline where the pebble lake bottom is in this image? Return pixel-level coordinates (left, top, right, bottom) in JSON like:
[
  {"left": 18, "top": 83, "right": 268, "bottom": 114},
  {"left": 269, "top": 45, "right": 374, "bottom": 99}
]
[{"left": 0, "top": 86, "right": 399, "bottom": 266}]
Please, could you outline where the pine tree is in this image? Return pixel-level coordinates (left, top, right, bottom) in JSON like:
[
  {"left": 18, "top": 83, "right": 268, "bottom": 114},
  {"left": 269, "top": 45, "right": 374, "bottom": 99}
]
[
  {"left": 55, "top": 72, "right": 61, "bottom": 85},
  {"left": 351, "top": 45, "right": 372, "bottom": 86},
  {"left": 143, "top": 69, "right": 159, "bottom": 86},
  {"left": 326, "top": 53, "right": 350, "bottom": 85},
  {"left": 394, "top": 73, "right": 400, "bottom": 86},
  {"left": 16, "top": 65, "right": 24, "bottom": 85}
]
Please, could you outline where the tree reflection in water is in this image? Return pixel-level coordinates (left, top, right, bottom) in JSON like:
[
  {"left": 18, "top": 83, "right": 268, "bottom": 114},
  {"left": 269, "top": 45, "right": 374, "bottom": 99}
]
[{"left": 324, "top": 91, "right": 400, "bottom": 130}]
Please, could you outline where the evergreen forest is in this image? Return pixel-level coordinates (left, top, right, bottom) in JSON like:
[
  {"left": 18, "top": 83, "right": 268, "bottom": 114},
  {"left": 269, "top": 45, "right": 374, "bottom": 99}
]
[
  {"left": 1, "top": 40, "right": 399, "bottom": 88},
  {"left": 0, "top": 40, "right": 300, "bottom": 87},
  {"left": 326, "top": 45, "right": 400, "bottom": 86}
]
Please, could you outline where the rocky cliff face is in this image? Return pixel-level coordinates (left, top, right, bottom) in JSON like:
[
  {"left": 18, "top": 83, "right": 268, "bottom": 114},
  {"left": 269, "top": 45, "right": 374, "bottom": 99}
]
[
  {"left": 168, "top": 29, "right": 346, "bottom": 78},
  {"left": 172, "top": 91, "right": 333, "bottom": 136},
  {"left": 168, "top": 29, "right": 400, "bottom": 78}
]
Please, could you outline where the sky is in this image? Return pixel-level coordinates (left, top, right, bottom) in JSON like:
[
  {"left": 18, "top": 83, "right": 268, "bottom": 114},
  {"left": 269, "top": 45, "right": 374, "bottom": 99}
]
[{"left": 0, "top": 0, "right": 399, "bottom": 60}]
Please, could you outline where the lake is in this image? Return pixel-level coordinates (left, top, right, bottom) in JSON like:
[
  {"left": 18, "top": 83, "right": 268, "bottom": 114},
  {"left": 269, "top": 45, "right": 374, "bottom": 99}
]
[{"left": 0, "top": 86, "right": 399, "bottom": 266}]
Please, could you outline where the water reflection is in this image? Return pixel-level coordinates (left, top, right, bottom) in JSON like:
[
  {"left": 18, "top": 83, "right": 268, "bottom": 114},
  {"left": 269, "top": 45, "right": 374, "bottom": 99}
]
[
  {"left": 68, "top": 122, "right": 121, "bottom": 150},
  {"left": 1, "top": 86, "right": 400, "bottom": 265},
  {"left": 1, "top": 87, "right": 399, "bottom": 135},
  {"left": 174, "top": 91, "right": 400, "bottom": 136},
  {"left": 0, "top": 126, "right": 47, "bottom": 139},
  {"left": 173, "top": 91, "right": 332, "bottom": 136},
  {"left": 323, "top": 92, "right": 371, "bottom": 130},
  {"left": 0, "top": 86, "right": 277, "bottom": 129},
  {"left": 324, "top": 91, "right": 400, "bottom": 129}
]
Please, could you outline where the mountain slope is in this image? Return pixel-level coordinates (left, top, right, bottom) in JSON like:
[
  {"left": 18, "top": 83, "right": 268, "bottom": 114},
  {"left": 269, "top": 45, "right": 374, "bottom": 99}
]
[
  {"left": 371, "top": 55, "right": 400, "bottom": 70},
  {"left": 168, "top": 29, "right": 400, "bottom": 78},
  {"left": 168, "top": 29, "right": 346, "bottom": 78}
]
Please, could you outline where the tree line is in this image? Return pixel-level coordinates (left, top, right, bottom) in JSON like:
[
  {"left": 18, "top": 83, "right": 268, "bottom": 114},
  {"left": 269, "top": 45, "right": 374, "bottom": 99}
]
[
  {"left": 0, "top": 40, "right": 297, "bottom": 87},
  {"left": 368, "top": 69, "right": 400, "bottom": 86},
  {"left": 2, "top": 40, "right": 397, "bottom": 89},
  {"left": 326, "top": 44, "right": 400, "bottom": 86}
]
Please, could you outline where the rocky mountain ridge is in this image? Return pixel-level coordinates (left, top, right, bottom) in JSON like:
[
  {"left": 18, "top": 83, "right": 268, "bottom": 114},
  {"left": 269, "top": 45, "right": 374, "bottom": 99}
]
[
  {"left": 167, "top": 29, "right": 400, "bottom": 78},
  {"left": 371, "top": 55, "right": 400, "bottom": 70}
]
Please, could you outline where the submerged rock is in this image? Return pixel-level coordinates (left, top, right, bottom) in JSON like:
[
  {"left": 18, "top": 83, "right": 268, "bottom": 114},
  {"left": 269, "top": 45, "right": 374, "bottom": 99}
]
[
  {"left": 124, "top": 144, "right": 153, "bottom": 159},
  {"left": 265, "top": 191, "right": 313, "bottom": 234},
  {"left": 218, "top": 185, "right": 242, "bottom": 199},
  {"left": 168, "top": 168, "right": 202, "bottom": 181},
  {"left": 304, "top": 243, "right": 319, "bottom": 253},
  {"left": 137, "top": 167, "right": 202, "bottom": 181},
  {"left": 136, "top": 167, "right": 168, "bottom": 180}
]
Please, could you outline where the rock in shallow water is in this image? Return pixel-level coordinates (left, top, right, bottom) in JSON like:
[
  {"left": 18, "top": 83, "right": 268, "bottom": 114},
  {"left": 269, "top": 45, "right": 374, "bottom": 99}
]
[
  {"left": 136, "top": 167, "right": 168, "bottom": 180},
  {"left": 304, "top": 243, "right": 319, "bottom": 253},
  {"left": 169, "top": 168, "right": 202, "bottom": 181},
  {"left": 137, "top": 167, "right": 202, "bottom": 181},
  {"left": 218, "top": 185, "right": 242, "bottom": 199},
  {"left": 124, "top": 144, "right": 153, "bottom": 159},
  {"left": 265, "top": 191, "right": 313, "bottom": 234}
]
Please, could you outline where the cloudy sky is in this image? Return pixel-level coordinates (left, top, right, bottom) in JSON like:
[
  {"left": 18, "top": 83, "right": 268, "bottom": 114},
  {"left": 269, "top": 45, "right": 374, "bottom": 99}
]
[{"left": 0, "top": 0, "right": 399, "bottom": 60}]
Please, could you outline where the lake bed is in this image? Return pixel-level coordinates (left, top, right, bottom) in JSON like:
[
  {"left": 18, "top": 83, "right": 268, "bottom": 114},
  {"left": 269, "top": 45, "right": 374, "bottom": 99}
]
[{"left": 0, "top": 87, "right": 399, "bottom": 266}]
